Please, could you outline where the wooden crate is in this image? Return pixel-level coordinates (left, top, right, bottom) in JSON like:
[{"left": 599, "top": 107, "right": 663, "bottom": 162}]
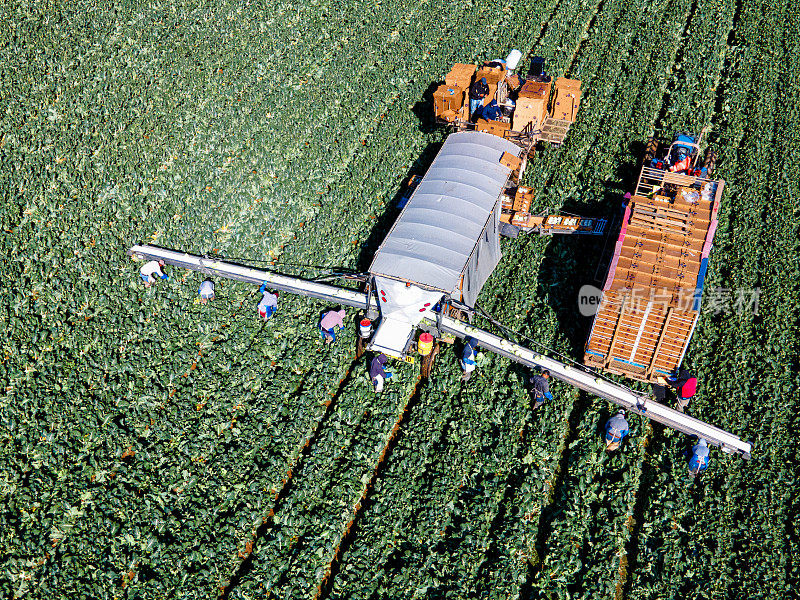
[
  {"left": 433, "top": 85, "right": 465, "bottom": 117},
  {"left": 551, "top": 77, "right": 581, "bottom": 122},
  {"left": 513, "top": 80, "right": 550, "bottom": 131},
  {"left": 505, "top": 73, "right": 523, "bottom": 90},
  {"left": 513, "top": 186, "right": 534, "bottom": 212},
  {"left": 499, "top": 151, "right": 522, "bottom": 172},
  {"left": 511, "top": 211, "right": 531, "bottom": 226},
  {"left": 481, "top": 83, "right": 498, "bottom": 106},
  {"left": 445, "top": 63, "right": 476, "bottom": 89},
  {"left": 512, "top": 100, "right": 546, "bottom": 132},
  {"left": 476, "top": 65, "right": 506, "bottom": 85},
  {"left": 476, "top": 118, "right": 510, "bottom": 137},
  {"left": 518, "top": 80, "right": 550, "bottom": 99}
]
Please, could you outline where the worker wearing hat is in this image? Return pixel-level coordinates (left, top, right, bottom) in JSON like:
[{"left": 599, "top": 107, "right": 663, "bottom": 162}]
[
  {"left": 257, "top": 282, "right": 279, "bottom": 321},
  {"left": 459, "top": 337, "right": 478, "bottom": 382},
  {"left": 653, "top": 368, "right": 697, "bottom": 413},
  {"left": 688, "top": 438, "right": 710, "bottom": 478},
  {"left": 140, "top": 260, "right": 167, "bottom": 287},
  {"left": 198, "top": 279, "right": 215, "bottom": 305},
  {"left": 604, "top": 409, "right": 629, "bottom": 452},
  {"left": 369, "top": 353, "right": 392, "bottom": 393},
  {"left": 530, "top": 369, "right": 553, "bottom": 410}
]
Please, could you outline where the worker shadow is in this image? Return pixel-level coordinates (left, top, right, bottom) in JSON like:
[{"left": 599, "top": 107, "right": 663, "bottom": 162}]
[
  {"left": 354, "top": 141, "right": 444, "bottom": 273},
  {"left": 411, "top": 82, "right": 446, "bottom": 134}
]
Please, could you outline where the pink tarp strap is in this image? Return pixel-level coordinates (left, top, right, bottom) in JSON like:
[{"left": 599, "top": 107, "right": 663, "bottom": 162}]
[
  {"left": 603, "top": 195, "right": 632, "bottom": 291},
  {"left": 702, "top": 218, "right": 718, "bottom": 258}
]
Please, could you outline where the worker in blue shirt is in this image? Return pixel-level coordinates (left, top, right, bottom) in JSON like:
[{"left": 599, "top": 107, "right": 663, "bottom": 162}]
[
  {"left": 460, "top": 337, "right": 478, "bottom": 382},
  {"left": 369, "top": 353, "right": 392, "bottom": 393},
  {"left": 530, "top": 370, "right": 552, "bottom": 410},
  {"left": 604, "top": 409, "right": 629, "bottom": 451},
  {"left": 198, "top": 279, "right": 215, "bottom": 305},
  {"left": 688, "top": 438, "right": 710, "bottom": 478}
]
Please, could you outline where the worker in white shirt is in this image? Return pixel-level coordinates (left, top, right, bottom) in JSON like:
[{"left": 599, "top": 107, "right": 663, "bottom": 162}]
[
  {"left": 140, "top": 260, "right": 167, "bottom": 287},
  {"left": 198, "top": 279, "right": 215, "bottom": 304},
  {"left": 257, "top": 282, "right": 279, "bottom": 321}
]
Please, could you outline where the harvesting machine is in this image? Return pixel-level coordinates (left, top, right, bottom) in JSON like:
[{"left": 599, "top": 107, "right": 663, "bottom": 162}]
[
  {"left": 432, "top": 52, "right": 582, "bottom": 153},
  {"left": 129, "top": 132, "right": 749, "bottom": 458},
  {"left": 128, "top": 57, "right": 750, "bottom": 459}
]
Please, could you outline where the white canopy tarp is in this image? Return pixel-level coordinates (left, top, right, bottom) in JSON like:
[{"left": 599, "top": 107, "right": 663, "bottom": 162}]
[{"left": 369, "top": 131, "right": 520, "bottom": 304}]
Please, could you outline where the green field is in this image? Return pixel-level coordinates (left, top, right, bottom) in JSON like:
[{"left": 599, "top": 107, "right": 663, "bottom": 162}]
[{"left": 2, "top": 1, "right": 799, "bottom": 599}]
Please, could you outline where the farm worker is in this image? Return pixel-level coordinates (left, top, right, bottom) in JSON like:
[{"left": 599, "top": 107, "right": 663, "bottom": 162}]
[
  {"left": 469, "top": 77, "right": 490, "bottom": 120},
  {"left": 257, "top": 282, "right": 279, "bottom": 321},
  {"left": 140, "top": 260, "right": 167, "bottom": 287},
  {"left": 688, "top": 438, "right": 710, "bottom": 478},
  {"left": 369, "top": 353, "right": 392, "bottom": 393},
  {"left": 668, "top": 144, "right": 694, "bottom": 174},
  {"left": 459, "top": 336, "right": 478, "bottom": 382},
  {"left": 604, "top": 410, "right": 629, "bottom": 452},
  {"left": 198, "top": 279, "right": 215, "bottom": 304},
  {"left": 482, "top": 99, "right": 503, "bottom": 121},
  {"left": 530, "top": 369, "right": 553, "bottom": 410},
  {"left": 319, "top": 307, "right": 346, "bottom": 344},
  {"left": 655, "top": 368, "right": 697, "bottom": 413}
]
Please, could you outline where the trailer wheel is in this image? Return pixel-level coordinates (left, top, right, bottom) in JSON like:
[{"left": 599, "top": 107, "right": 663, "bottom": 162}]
[
  {"left": 644, "top": 137, "right": 659, "bottom": 165},
  {"left": 420, "top": 342, "right": 439, "bottom": 379},
  {"left": 702, "top": 149, "right": 717, "bottom": 175}
]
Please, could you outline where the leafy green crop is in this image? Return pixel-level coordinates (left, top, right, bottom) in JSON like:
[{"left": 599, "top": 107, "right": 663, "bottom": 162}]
[{"left": 2, "top": 0, "right": 798, "bottom": 599}]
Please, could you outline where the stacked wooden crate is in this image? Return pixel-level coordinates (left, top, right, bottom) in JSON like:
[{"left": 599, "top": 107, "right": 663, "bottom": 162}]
[
  {"left": 584, "top": 185, "right": 721, "bottom": 381},
  {"left": 512, "top": 80, "right": 550, "bottom": 132}
]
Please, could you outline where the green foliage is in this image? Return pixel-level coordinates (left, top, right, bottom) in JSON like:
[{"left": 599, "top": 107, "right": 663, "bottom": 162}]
[{"left": 2, "top": 0, "right": 798, "bottom": 599}]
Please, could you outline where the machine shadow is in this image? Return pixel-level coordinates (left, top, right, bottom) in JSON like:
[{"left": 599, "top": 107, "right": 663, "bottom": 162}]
[
  {"left": 535, "top": 140, "right": 643, "bottom": 360},
  {"left": 535, "top": 194, "right": 619, "bottom": 361},
  {"left": 355, "top": 141, "right": 444, "bottom": 273},
  {"left": 411, "top": 82, "right": 445, "bottom": 134},
  {"left": 525, "top": 141, "right": 646, "bottom": 585}
]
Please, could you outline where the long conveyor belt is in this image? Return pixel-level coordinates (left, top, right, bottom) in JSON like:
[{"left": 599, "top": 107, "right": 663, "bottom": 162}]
[{"left": 128, "top": 244, "right": 752, "bottom": 458}]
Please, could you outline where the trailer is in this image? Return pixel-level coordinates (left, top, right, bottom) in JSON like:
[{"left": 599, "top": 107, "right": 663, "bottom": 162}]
[{"left": 584, "top": 133, "right": 724, "bottom": 381}]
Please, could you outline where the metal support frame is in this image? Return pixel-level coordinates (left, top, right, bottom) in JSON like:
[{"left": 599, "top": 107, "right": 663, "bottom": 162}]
[
  {"left": 128, "top": 245, "right": 380, "bottom": 318},
  {"left": 437, "top": 316, "right": 751, "bottom": 459}
]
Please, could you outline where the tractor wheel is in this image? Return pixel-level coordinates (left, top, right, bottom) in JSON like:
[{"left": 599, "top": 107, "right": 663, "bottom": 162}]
[
  {"left": 702, "top": 149, "right": 717, "bottom": 176},
  {"left": 644, "top": 137, "right": 659, "bottom": 165},
  {"left": 420, "top": 342, "right": 440, "bottom": 379},
  {"left": 448, "top": 306, "right": 472, "bottom": 323},
  {"left": 356, "top": 335, "right": 367, "bottom": 360}
]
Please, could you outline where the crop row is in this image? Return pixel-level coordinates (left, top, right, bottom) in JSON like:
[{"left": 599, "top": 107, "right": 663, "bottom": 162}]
[{"left": 227, "top": 359, "right": 419, "bottom": 599}]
